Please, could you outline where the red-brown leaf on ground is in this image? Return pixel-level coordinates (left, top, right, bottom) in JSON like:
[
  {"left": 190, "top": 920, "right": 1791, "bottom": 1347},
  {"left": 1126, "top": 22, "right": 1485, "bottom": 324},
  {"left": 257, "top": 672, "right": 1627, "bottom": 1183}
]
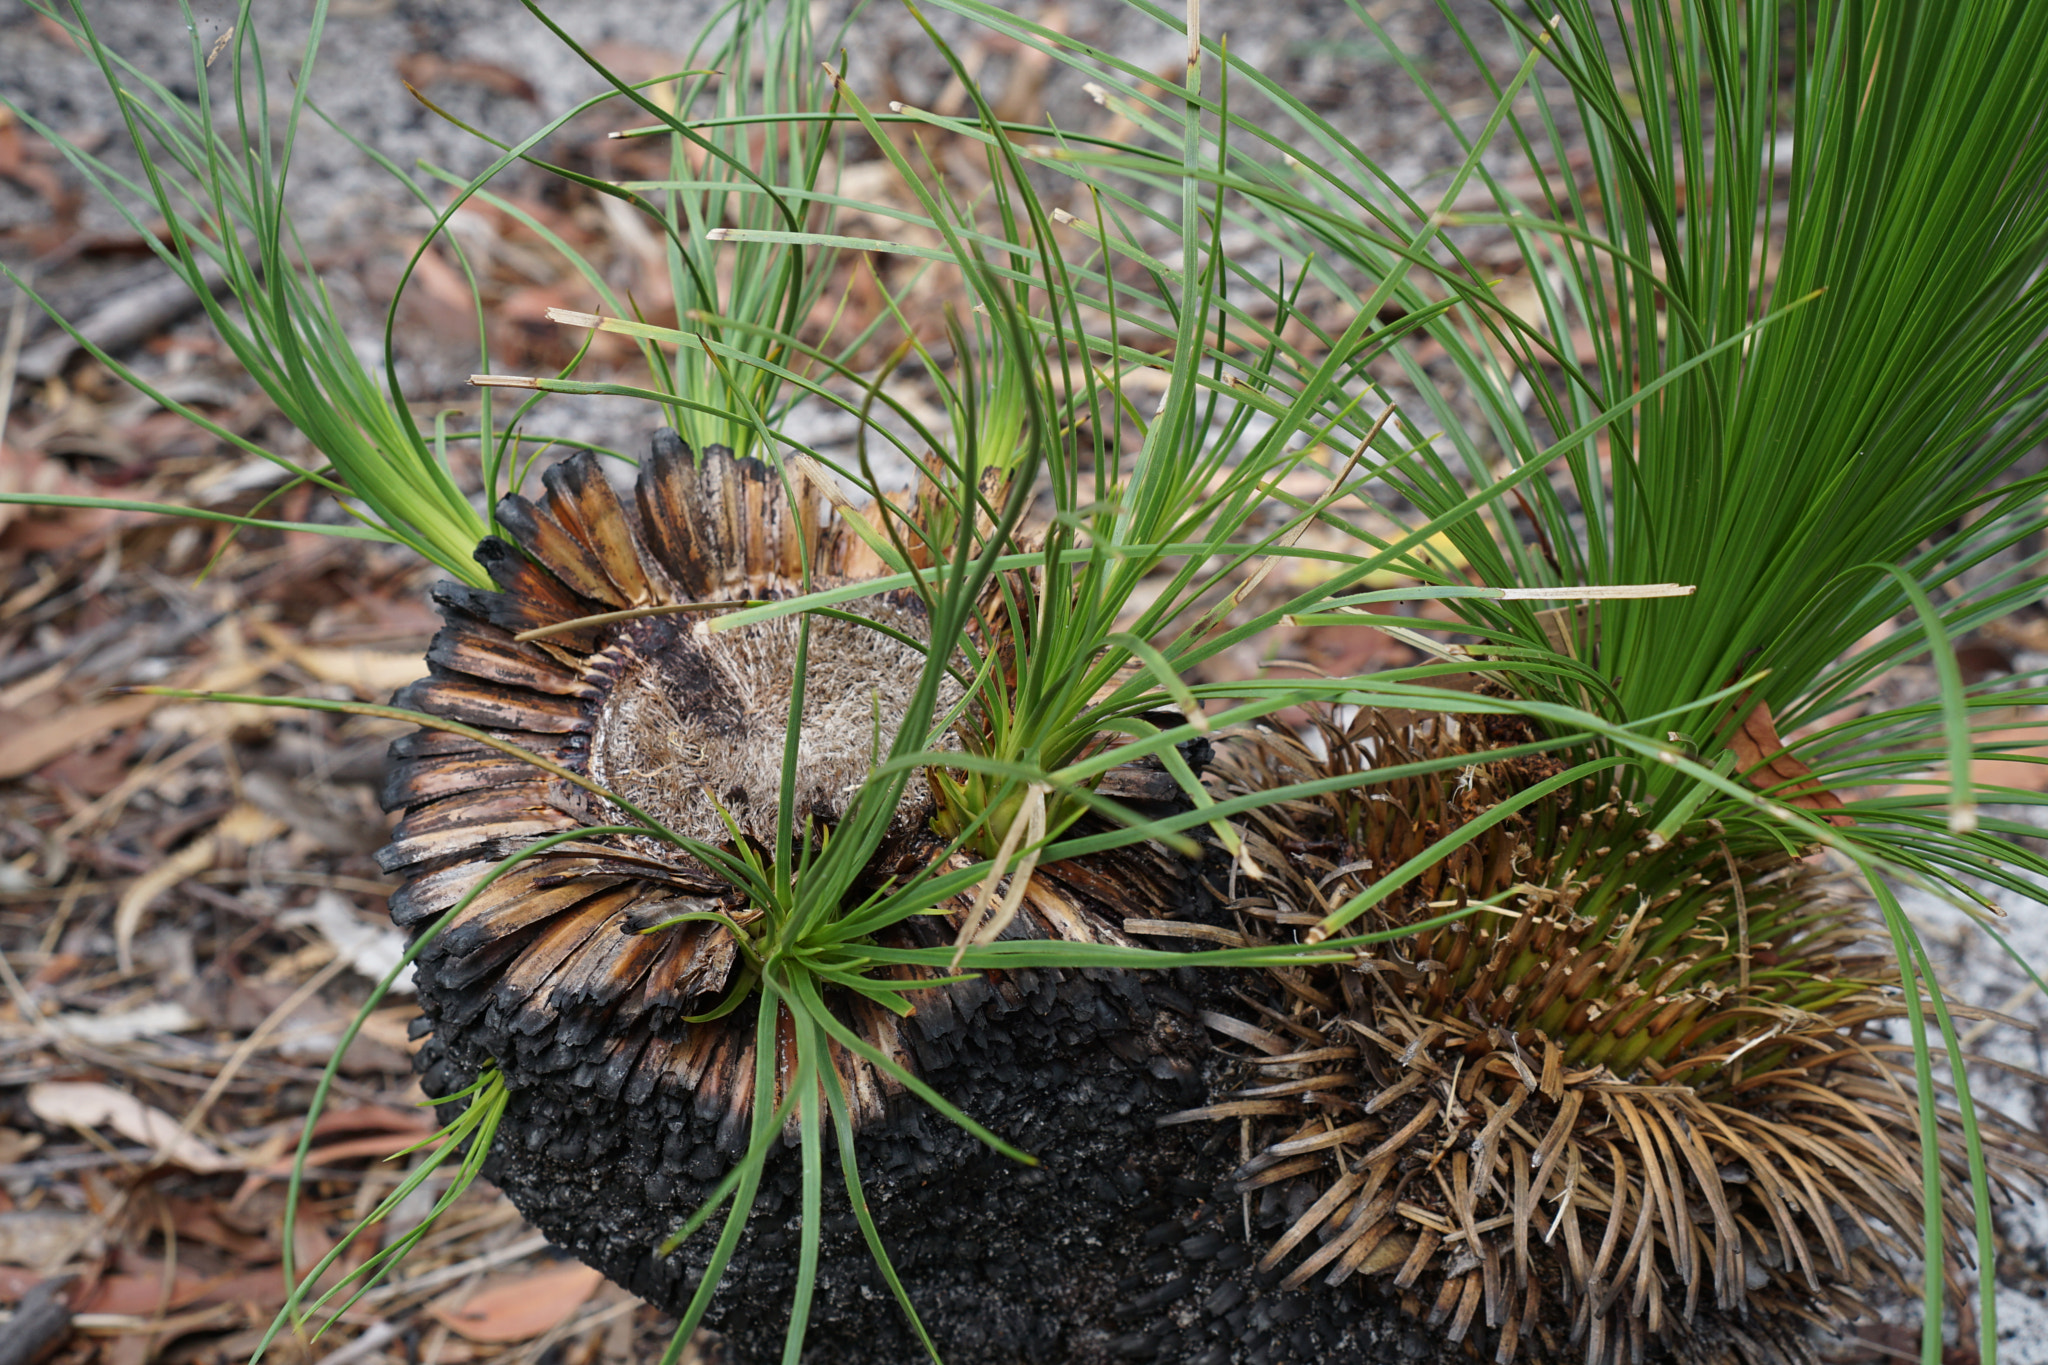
[
  {"left": 73, "top": 1267, "right": 206, "bottom": 1316},
  {"left": 0, "top": 694, "right": 157, "bottom": 784},
  {"left": 166, "top": 1199, "right": 274, "bottom": 1262},
  {"left": 394, "top": 239, "right": 482, "bottom": 344},
  {"left": 581, "top": 42, "right": 688, "bottom": 85},
  {"left": 490, "top": 284, "right": 621, "bottom": 373},
  {"left": 310, "top": 1103, "right": 438, "bottom": 1140},
  {"left": 1293, "top": 624, "right": 1415, "bottom": 677},
  {"left": 0, "top": 107, "right": 68, "bottom": 210},
  {"left": 0, "top": 1266, "right": 42, "bottom": 1303},
  {"left": 1727, "top": 694, "right": 1853, "bottom": 826},
  {"left": 254, "top": 1131, "right": 436, "bottom": 1177},
  {"left": 71, "top": 1256, "right": 292, "bottom": 1316},
  {"left": 394, "top": 53, "right": 538, "bottom": 102},
  {"left": 26, "top": 953, "right": 81, "bottom": 987},
  {"left": 1946, "top": 713, "right": 2048, "bottom": 794},
  {"left": 428, "top": 1262, "right": 605, "bottom": 1343},
  {"left": 184, "top": 1265, "right": 289, "bottom": 1312},
  {"left": 0, "top": 441, "right": 126, "bottom": 552},
  {"left": 33, "top": 726, "right": 147, "bottom": 798}
]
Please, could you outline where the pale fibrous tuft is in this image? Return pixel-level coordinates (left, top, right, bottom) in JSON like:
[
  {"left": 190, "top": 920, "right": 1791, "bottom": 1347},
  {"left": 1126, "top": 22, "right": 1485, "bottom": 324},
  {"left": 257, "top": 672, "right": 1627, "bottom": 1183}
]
[
  {"left": 584, "top": 596, "right": 953, "bottom": 846},
  {"left": 1191, "top": 708, "right": 2048, "bottom": 1365}
]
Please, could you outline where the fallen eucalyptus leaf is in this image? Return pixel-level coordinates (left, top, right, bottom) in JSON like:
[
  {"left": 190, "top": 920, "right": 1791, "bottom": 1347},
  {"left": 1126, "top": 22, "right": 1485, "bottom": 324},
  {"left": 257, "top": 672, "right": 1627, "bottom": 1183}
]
[
  {"left": 427, "top": 1262, "right": 603, "bottom": 1343},
  {"left": 26, "top": 1081, "right": 237, "bottom": 1173},
  {"left": 43, "top": 1000, "right": 199, "bottom": 1046}
]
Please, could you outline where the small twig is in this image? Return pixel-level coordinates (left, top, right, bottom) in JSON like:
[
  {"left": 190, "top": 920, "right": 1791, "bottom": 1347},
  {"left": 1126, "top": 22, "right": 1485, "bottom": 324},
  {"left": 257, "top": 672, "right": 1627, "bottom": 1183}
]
[
  {"left": 1123, "top": 919, "right": 1247, "bottom": 946},
  {"left": 358, "top": 1233, "right": 552, "bottom": 1305},
  {"left": 35, "top": 871, "right": 92, "bottom": 958},
  {"left": 312, "top": 1320, "right": 400, "bottom": 1365},
  {"left": 1960, "top": 980, "right": 2040, "bottom": 1048},
  {"left": 0, "top": 945, "right": 47, "bottom": 1031},
  {"left": 0, "top": 1276, "right": 73, "bottom": 1365},
  {"left": 167, "top": 954, "right": 352, "bottom": 1165},
  {"left": 0, "top": 269, "right": 31, "bottom": 456}
]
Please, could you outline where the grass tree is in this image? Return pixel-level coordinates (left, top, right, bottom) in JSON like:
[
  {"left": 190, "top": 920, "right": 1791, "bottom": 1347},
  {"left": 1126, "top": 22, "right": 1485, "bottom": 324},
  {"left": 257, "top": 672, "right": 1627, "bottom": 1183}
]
[{"left": 6, "top": 1, "right": 2048, "bottom": 1363}]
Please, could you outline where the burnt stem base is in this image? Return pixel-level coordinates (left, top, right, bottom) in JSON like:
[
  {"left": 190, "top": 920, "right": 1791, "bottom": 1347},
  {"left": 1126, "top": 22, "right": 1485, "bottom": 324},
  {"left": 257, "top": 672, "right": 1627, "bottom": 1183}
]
[{"left": 415, "top": 960, "right": 1467, "bottom": 1365}]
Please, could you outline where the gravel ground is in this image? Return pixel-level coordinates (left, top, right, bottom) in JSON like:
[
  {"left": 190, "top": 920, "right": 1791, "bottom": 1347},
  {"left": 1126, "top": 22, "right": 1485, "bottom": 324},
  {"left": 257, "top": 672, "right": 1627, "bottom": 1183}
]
[
  {"left": 1902, "top": 844, "right": 2048, "bottom": 1365},
  {"left": 1, "top": 0, "right": 1556, "bottom": 470}
]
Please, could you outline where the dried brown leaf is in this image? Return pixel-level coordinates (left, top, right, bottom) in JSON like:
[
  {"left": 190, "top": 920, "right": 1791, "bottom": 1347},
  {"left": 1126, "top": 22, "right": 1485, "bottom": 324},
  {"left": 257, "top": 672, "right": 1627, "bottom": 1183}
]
[
  {"left": 1729, "top": 695, "right": 1852, "bottom": 826},
  {"left": 427, "top": 1262, "right": 604, "bottom": 1343},
  {"left": 0, "top": 694, "right": 158, "bottom": 782},
  {"left": 25, "top": 1083, "right": 236, "bottom": 1173},
  {"left": 395, "top": 52, "right": 538, "bottom": 102}
]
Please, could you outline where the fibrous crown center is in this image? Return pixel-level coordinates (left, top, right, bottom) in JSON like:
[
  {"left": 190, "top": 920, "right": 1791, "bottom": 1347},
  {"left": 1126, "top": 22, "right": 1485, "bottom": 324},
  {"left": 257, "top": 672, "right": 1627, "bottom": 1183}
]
[{"left": 587, "top": 600, "right": 958, "bottom": 846}]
